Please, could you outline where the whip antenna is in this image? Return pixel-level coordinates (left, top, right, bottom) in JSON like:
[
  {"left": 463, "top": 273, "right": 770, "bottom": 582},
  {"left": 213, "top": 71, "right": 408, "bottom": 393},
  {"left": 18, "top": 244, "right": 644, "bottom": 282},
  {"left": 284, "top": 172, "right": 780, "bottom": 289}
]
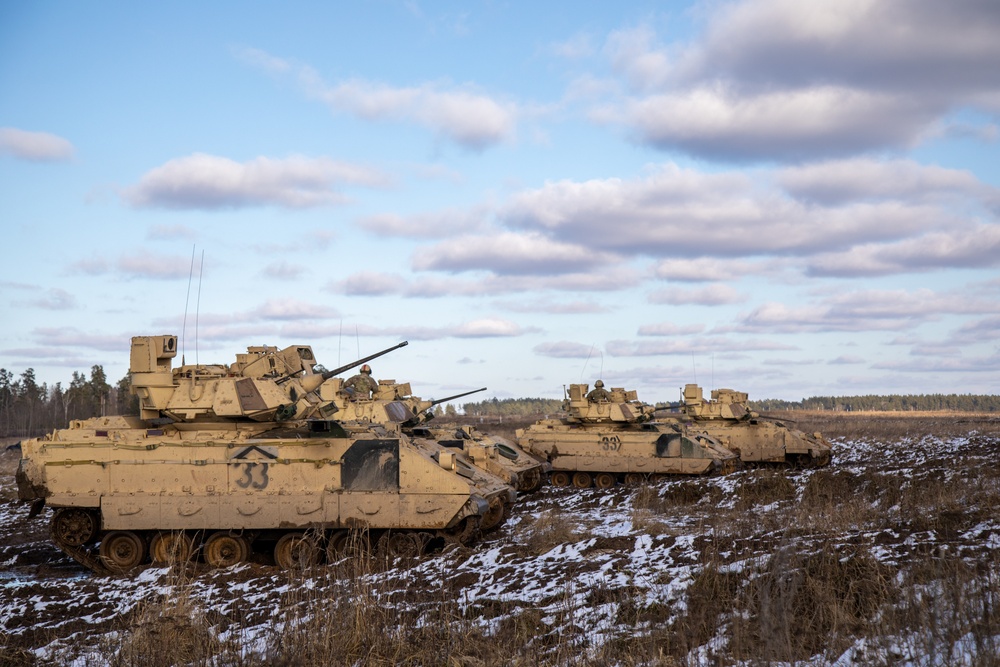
[
  {"left": 195, "top": 250, "right": 204, "bottom": 367},
  {"left": 580, "top": 344, "right": 596, "bottom": 383},
  {"left": 181, "top": 245, "right": 196, "bottom": 365}
]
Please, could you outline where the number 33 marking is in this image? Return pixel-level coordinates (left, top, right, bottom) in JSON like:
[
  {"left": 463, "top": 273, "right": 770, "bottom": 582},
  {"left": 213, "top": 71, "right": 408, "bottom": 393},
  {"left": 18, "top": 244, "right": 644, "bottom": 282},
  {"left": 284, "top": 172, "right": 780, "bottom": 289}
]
[{"left": 235, "top": 462, "right": 270, "bottom": 489}]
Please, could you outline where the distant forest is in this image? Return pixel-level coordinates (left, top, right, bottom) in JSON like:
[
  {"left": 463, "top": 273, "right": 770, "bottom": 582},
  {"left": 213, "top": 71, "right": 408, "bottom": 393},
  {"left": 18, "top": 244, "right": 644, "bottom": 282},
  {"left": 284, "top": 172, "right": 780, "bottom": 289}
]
[{"left": 2, "top": 365, "right": 997, "bottom": 439}]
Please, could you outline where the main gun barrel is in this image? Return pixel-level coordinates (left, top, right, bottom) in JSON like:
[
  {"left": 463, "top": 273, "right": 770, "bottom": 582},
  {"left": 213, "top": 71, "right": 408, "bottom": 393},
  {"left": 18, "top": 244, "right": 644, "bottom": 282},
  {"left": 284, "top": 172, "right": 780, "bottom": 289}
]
[
  {"left": 322, "top": 341, "right": 409, "bottom": 380},
  {"left": 428, "top": 386, "right": 487, "bottom": 408}
]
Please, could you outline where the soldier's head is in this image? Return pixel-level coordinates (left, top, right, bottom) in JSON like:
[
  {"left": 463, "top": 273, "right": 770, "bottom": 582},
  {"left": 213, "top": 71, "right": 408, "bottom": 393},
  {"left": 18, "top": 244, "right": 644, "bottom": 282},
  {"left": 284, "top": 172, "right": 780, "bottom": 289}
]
[
  {"left": 360, "top": 364, "right": 372, "bottom": 375},
  {"left": 594, "top": 380, "right": 604, "bottom": 388}
]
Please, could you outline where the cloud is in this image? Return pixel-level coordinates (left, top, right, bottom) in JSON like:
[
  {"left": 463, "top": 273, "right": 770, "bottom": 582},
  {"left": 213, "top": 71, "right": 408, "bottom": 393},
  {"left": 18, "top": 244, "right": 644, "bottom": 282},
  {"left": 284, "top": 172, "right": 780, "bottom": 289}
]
[
  {"left": 147, "top": 224, "right": 198, "bottom": 240},
  {"left": 326, "top": 268, "right": 642, "bottom": 298},
  {"left": 260, "top": 261, "right": 306, "bottom": 281},
  {"left": 27, "top": 289, "right": 77, "bottom": 311},
  {"left": 534, "top": 341, "right": 600, "bottom": 358},
  {"left": 653, "top": 257, "right": 772, "bottom": 282},
  {"left": 306, "top": 76, "right": 517, "bottom": 150},
  {"left": 0, "top": 127, "right": 74, "bottom": 162},
  {"left": 123, "top": 153, "right": 389, "bottom": 210},
  {"left": 413, "top": 232, "right": 621, "bottom": 275},
  {"left": 362, "top": 318, "right": 537, "bottom": 341},
  {"left": 601, "top": 1, "right": 1000, "bottom": 161},
  {"left": 648, "top": 283, "right": 747, "bottom": 305},
  {"left": 776, "top": 158, "right": 998, "bottom": 207},
  {"left": 872, "top": 353, "right": 1000, "bottom": 374},
  {"left": 828, "top": 355, "right": 866, "bottom": 365},
  {"left": 732, "top": 288, "right": 996, "bottom": 334},
  {"left": 637, "top": 322, "right": 706, "bottom": 336},
  {"left": 358, "top": 206, "right": 490, "bottom": 239},
  {"left": 607, "top": 337, "right": 797, "bottom": 357},
  {"left": 33, "top": 328, "right": 129, "bottom": 352},
  {"left": 807, "top": 224, "right": 1000, "bottom": 277},
  {"left": 551, "top": 32, "right": 596, "bottom": 59},
  {"left": 116, "top": 251, "right": 195, "bottom": 280},
  {"left": 495, "top": 298, "right": 611, "bottom": 315},
  {"left": 251, "top": 299, "right": 339, "bottom": 321}
]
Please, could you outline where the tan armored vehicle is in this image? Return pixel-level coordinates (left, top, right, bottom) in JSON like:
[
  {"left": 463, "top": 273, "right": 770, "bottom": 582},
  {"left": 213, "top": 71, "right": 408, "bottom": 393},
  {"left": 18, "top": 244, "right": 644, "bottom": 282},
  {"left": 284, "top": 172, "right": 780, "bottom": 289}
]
[
  {"left": 516, "top": 383, "right": 739, "bottom": 488},
  {"left": 318, "top": 379, "right": 546, "bottom": 494},
  {"left": 663, "top": 385, "right": 832, "bottom": 466},
  {"left": 15, "top": 335, "right": 492, "bottom": 574}
]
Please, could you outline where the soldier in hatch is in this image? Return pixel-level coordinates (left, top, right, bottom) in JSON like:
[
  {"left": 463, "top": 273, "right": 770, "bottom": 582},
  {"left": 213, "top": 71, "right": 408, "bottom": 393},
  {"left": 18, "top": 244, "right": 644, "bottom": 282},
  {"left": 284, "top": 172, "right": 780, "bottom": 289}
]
[
  {"left": 586, "top": 379, "right": 611, "bottom": 402},
  {"left": 343, "top": 364, "right": 379, "bottom": 400}
]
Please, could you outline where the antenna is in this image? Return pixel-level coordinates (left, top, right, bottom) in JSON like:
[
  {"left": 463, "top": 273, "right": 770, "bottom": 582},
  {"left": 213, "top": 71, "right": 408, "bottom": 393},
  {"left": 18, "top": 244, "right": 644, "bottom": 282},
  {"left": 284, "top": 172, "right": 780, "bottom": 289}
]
[
  {"left": 711, "top": 353, "right": 715, "bottom": 389},
  {"left": 580, "top": 344, "right": 596, "bottom": 383},
  {"left": 599, "top": 349, "right": 604, "bottom": 381},
  {"left": 181, "top": 245, "right": 196, "bottom": 365},
  {"left": 338, "top": 319, "right": 343, "bottom": 368},
  {"left": 355, "top": 325, "right": 360, "bottom": 359},
  {"left": 691, "top": 352, "right": 697, "bottom": 384},
  {"left": 195, "top": 250, "right": 204, "bottom": 367}
]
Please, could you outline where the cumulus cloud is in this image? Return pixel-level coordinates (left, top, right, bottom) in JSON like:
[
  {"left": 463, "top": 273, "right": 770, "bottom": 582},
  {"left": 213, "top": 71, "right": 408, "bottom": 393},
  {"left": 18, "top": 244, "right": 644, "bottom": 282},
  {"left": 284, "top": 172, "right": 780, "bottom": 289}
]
[
  {"left": 732, "top": 288, "right": 996, "bottom": 334},
  {"left": 33, "top": 328, "right": 128, "bottom": 352},
  {"left": 601, "top": 0, "right": 1000, "bottom": 160},
  {"left": 648, "top": 284, "right": 747, "bottom": 306},
  {"left": 607, "top": 337, "right": 797, "bottom": 357},
  {"left": 308, "top": 77, "right": 517, "bottom": 150},
  {"left": 327, "top": 267, "right": 641, "bottom": 298},
  {"left": 637, "top": 322, "right": 706, "bottom": 336},
  {"left": 502, "top": 164, "right": 951, "bottom": 258},
  {"left": 828, "top": 355, "right": 866, "bottom": 365},
  {"left": 0, "top": 127, "right": 74, "bottom": 162},
  {"left": 534, "top": 341, "right": 599, "bottom": 358},
  {"left": 238, "top": 47, "right": 519, "bottom": 150},
  {"left": 653, "top": 257, "right": 771, "bottom": 282},
  {"left": 123, "top": 153, "right": 389, "bottom": 210},
  {"left": 359, "top": 206, "right": 490, "bottom": 239},
  {"left": 413, "top": 232, "right": 621, "bottom": 275},
  {"left": 777, "top": 158, "right": 998, "bottom": 207}
]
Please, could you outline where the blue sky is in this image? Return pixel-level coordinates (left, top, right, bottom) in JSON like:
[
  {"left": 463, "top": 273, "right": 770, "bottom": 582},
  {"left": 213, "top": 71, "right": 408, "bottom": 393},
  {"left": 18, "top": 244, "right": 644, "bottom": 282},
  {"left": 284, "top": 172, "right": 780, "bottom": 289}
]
[{"left": 2, "top": 0, "right": 998, "bottom": 404}]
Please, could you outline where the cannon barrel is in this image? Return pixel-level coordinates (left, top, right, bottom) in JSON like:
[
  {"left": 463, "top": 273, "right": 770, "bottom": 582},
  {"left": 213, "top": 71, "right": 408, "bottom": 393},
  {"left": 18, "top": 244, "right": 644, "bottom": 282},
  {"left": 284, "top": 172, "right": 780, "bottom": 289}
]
[
  {"left": 428, "top": 387, "right": 488, "bottom": 408},
  {"left": 322, "top": 341, "right": 408, "bottom": 379}
]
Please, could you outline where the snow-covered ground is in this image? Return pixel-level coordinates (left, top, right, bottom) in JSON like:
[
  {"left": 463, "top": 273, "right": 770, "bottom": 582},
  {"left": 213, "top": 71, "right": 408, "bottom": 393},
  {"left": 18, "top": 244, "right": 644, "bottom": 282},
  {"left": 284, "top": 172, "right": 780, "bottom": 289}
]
[{"left": 2, "top": 427, "right": 999, "bottom": 665}]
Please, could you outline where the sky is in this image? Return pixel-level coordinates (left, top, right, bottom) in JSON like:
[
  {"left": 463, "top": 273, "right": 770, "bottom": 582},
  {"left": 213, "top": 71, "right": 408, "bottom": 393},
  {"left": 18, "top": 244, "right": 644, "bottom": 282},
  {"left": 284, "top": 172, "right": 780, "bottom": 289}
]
[{"left": 1, "top": 0, "right": 999, "bottom": 404}]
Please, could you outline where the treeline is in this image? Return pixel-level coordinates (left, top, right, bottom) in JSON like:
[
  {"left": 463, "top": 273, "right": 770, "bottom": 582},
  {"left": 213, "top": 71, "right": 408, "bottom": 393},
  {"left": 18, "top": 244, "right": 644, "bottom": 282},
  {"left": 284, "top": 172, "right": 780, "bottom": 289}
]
[
  {"left": 462, "top": 397, "right": 565, "bottom": 417},
  {"left": 751, "top": 394, "right": 1000, "bottom": 413},
  {"left": 0, "top": 366, "right": 136, "bottom": 439}
]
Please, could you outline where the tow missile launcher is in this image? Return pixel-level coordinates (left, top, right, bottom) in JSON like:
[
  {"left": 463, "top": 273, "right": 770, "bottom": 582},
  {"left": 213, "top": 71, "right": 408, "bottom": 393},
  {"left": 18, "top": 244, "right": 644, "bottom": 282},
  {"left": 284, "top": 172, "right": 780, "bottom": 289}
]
[
  {"left": 662, "top": 384, "right": 832, "bottom": 466},
  {"left": 15, "top": 335, "right": 490, "bottom": 574},
  {"left": 516, "top": 383, "right": 739, "bottom": 489}
]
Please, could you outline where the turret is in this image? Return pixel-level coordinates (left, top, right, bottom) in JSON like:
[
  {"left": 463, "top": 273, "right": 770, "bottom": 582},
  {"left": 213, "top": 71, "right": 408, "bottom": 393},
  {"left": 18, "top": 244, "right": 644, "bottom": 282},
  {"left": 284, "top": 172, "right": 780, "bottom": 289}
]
[
  {"left": 680, "top": 384, "right": 757, "bottom": 421},
  {"left": 562, "top": 383, "right": 656, "bottom": 423},
  {"left": 129, "top": 335, "right": 408, "bottom": 425},
  {"left": 318, "top": 382, "right": 486, "bottom": 426}
]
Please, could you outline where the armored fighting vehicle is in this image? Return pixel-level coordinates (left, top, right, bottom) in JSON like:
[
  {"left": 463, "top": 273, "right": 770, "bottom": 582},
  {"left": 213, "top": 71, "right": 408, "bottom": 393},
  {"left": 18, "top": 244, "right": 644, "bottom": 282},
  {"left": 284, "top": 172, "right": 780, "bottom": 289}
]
[
  {"left": 318, "top": 380, "right": 546, "bottom": 495},
  {"left": 15, "top": 335, "right": 492, "bottom": 574},
  {"left": 661, "top": 384, "right": 832, "bottom": 466},
  {"left": 516, "top": 383, "right": 739, "bottom": 488}
]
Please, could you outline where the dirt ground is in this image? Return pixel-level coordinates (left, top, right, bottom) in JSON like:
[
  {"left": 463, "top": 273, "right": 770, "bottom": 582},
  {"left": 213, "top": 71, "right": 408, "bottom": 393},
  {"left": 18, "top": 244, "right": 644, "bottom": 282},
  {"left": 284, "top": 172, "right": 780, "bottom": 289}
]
[{"left": 2, "top": 413, "right": 999, "bottom": 665}]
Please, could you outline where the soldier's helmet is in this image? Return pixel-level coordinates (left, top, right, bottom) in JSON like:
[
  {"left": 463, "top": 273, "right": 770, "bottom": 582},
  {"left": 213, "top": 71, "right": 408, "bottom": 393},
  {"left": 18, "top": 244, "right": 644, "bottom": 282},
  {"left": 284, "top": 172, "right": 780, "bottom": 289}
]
[
  {"left": 594, "top": 380, "right": 604, "bottom": 388},
  {"left": 360, "top": 364, "right": 372, "bottom": 374}
]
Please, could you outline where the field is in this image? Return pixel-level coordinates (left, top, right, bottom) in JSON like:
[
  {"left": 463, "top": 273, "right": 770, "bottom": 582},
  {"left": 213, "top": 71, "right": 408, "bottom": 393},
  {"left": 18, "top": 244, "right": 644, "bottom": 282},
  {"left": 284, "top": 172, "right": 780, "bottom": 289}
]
[{"left": 2, "top": 412, "right": 999, "bottom": 666}]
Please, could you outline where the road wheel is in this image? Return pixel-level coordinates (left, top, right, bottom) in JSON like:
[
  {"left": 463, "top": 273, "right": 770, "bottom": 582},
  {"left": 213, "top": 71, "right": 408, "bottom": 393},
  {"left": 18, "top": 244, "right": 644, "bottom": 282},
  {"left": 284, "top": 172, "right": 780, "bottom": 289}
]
[
  {"left": 203, "top": 532, "right": 250, "bottom": 568},
  {"left": 274, "top": 532, "right": 321, "bottom": 570},
  {"left": 327, "top": 530, "right": 371, "bottom": 561},
  {"left": 99, "top": 531, "right": 147, "bottom": 572},
  {"left": 520, "top": 468, "right": 544, "bottom": 493},
  {"left": 550, "top": 471, "right": 571, "bottom": 487},
  {"left": 573, "top": 472, "right": 593, "bottom": 488},
  {"left": 481, "top": 497, "right": 507, "bottom": 531},
  {"left": 595, "top": 473, "right": 616, "bottom": 489},
  {"left": 150, "top": 531, "right": 194, "bottom": 564},
  {"left": 624, "top": 473, "right": 645, "bottom": 486},
  {"left": 377, "top": 531, "right": 422, "bottom": 560},
  {"left": 51, "top": 508, "right": 99, "bottom": 547}
]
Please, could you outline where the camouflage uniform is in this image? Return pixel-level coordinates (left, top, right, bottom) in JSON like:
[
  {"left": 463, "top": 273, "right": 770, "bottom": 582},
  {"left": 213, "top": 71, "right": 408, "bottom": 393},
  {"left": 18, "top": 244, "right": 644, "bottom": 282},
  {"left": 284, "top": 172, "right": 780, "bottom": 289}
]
[
  {"left": 587, "top": 381, "right": 611, "bottom": 402},
  {"left": 343, "top": 372, "right": 378, "bottom": 399}
]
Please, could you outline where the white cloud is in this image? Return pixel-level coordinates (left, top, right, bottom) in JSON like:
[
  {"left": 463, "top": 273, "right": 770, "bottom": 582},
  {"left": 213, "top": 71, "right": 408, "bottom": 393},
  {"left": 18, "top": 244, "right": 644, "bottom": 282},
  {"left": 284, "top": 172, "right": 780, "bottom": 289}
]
[
  {"left": 607, "top": 337, "right": 797, "bottom": 357},
  {"left": 298, "top": 69, "right": 517, "bottom": 150},
  {"left": 413, "top": 232, "right": 621, "bottom": 275},
  {"left": 637, "top": 322, "right": 706, "bottom": 336},
  {"left": 260, "top": 262, "right": 306, "bottom": 281},
  {"left": 732, "top": 288, "right": 996, "bottom": 334},
  {"left": 359, "top": 206, "right": 490, "bottom": 239},
  {"left": 534, "top": 341, "right": 599, "bottom": 358},
  {"left": 653, "top": 257, "right": 771, "bottom": 282},
  {"left": 123, "top": 153, "right": 389, "bottom": 210},
  {"left": 808, "top": 224, "right": 1000, "bottom": 277},
  {"left": 0, "top": 127, "right": 74, "bottom": 162},
  {"left": 601, "top": 0, "right": 1000, "bottom": 160},
  {"left": 251, "top": 299, "right": 339, "bottom": 321},
  {"left": 648, "top": 284, "right": 747, "bottom": 306}
]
